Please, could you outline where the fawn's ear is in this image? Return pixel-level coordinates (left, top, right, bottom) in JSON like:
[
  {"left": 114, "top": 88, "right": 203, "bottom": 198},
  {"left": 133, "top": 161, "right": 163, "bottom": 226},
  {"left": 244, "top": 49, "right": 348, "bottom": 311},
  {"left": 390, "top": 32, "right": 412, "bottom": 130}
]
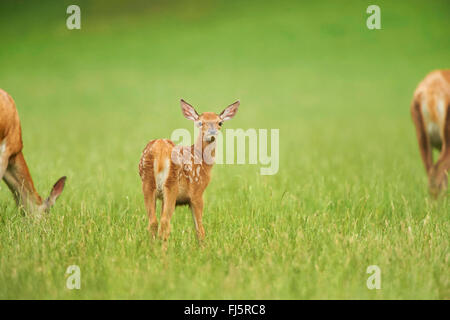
[
  {"left": 45, "top": 176, "right": 67, "bottom": 209},
  {"left": 180, "top": 99, "right": 199, "bottom": 121},
  {"left": 219, "top": 100, "right": 240, "bottom": 121}
]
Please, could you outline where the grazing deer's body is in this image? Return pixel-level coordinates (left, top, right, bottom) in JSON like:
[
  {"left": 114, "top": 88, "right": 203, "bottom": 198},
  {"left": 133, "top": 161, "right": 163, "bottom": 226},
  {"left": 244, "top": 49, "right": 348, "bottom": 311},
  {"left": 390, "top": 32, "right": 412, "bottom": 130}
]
[
  {"left": 411, "top": 70, "right": 450, "bottom": 196},
  {"left": 0, "top": 89, "right": 66, "bottom": 214},
  {"left": 139, "top": 99, "right": 239, "bottom": 240}
]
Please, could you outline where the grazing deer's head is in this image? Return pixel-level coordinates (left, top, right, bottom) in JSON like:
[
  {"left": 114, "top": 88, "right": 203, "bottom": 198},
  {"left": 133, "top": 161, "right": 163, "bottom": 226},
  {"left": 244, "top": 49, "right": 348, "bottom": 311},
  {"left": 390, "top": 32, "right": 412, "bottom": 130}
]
[
  {"left": 0, "top": 88, "right": 67, "bottom": 216},
  {"left": 180, "top": 99, "right": 240, "bottom": 143}
]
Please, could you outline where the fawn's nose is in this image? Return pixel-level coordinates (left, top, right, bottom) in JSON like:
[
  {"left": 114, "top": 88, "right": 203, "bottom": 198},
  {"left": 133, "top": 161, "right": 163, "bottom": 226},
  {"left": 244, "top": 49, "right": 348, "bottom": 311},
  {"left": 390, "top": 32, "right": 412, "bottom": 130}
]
[{"left": 208, "top": 129, "right": 218, "bottom": 136}]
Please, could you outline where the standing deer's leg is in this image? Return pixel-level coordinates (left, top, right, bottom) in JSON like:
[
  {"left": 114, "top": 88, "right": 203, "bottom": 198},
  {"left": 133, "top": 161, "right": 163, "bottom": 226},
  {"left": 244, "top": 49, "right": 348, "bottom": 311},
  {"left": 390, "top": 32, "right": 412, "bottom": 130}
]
[
  {"left": 143, "top": 180, "right": 158, "bottom": 238},
  {"left": 190, "top": 196, "right": 205, "bottom": 241},
  {"left": 429, "top": 106, "right": 450, "bottom": 196},
  {"left": 411, "top": 99, "right": 434, "bottom": 174},
  {"left": 159, "top": 186, "right": 177, "bottom": 241}
]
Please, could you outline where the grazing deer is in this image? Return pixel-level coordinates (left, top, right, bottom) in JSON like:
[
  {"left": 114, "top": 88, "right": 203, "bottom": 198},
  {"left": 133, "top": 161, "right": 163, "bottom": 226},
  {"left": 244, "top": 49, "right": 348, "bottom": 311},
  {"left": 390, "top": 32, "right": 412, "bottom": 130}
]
[
  {"left": 139, "top": 99, "right": 239, "bottom": 240},
  {"left": 0, "top": 89, "right": 66, "bottom": 214},
  {"left": 411, "top": 70, "right": 450, "bottom": 197}
]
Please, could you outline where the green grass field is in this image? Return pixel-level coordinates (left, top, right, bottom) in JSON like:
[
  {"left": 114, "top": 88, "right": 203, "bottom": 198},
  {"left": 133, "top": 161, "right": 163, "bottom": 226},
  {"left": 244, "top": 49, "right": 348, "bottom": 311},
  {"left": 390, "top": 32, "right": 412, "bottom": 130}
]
[{"left": 0, "top": 0, "right": 448, "bottom": 299}]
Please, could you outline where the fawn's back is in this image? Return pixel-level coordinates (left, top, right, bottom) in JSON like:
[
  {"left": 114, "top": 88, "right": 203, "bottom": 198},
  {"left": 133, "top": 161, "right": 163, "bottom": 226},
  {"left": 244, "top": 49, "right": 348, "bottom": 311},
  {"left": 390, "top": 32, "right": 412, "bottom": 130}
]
[{"left": 139, "top": 138, "right": 212, "bottom": 205}]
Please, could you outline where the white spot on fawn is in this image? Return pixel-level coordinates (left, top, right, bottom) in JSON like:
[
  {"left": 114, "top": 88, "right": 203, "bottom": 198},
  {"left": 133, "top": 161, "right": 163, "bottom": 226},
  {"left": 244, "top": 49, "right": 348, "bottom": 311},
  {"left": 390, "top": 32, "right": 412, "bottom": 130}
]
[
  {"left": 184, "top": 163, "right": 192, "bottom": 172},
  {"left": 195, "top": 166, "right": 201, "bottom": 177}
]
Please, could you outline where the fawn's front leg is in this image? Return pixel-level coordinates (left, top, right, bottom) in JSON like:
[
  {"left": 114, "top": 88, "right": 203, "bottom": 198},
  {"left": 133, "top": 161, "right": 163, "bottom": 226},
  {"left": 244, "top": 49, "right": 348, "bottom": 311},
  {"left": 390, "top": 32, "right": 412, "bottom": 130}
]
[{"left": 190, "top": 196, "right": 205, "bottom": 240}]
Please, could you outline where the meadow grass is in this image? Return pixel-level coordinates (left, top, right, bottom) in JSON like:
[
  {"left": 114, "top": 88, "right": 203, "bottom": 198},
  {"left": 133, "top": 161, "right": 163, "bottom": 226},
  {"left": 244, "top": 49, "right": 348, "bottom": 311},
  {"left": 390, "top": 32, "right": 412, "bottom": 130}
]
[{"left": 0, "top": 0, "right": 448, "bottom": 299}]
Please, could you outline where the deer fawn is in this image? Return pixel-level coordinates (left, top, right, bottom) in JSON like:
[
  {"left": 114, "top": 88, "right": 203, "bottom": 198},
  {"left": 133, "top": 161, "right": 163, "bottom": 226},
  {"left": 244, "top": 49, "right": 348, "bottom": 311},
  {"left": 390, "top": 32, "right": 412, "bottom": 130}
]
[
  {"left": 411, "top": 70, "right": 450, "bottom": 197},
  {"left": 0, "top": 89, "right": 66, "bottom": 214},
  {"left": 139, "top": 99, "right": 239, "bottom": 240}
]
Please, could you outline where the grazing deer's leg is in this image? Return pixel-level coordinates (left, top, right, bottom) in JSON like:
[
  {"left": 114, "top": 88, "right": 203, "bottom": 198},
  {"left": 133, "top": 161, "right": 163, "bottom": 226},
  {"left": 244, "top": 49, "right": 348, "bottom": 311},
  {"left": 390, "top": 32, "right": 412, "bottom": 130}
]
[
  {"left": 429, "top": 106, "right": 450, "bottom": 195},
  {"left": 159, "top": 186, "right": 177, "bottom": 241},
  {"left": 190, "top": 196, "right": 205, "bottom": 240},
  {"left": 411, "top": 99, "right": 433, "bottom": 174},
  {"left": 3, "top": 169, "right": 21, "bottom": 206},
  {"left": 0, "top": 154, "right": 9, "bottom": 181},
  {"left": 0, "top": 162, "right": 7, "bottom": 181},
  {"left": 143, "top": 180, "right": 158, "bottom": 238}
]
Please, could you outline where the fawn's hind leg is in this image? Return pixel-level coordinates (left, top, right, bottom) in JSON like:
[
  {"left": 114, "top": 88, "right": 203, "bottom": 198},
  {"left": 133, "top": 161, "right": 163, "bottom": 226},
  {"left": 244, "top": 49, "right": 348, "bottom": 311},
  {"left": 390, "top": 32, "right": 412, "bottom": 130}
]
[
  {"left": 143, "top": 180, "right": 158, "bottom": 238},
  {"left": 411, "top": 99, "right": 433, "bottom": 174},
  {"left": 429, "top": 104, "right": 450, "bottom": 196},
  {"left": 159, "top": 186, "right": 177, "bottom": 241}
]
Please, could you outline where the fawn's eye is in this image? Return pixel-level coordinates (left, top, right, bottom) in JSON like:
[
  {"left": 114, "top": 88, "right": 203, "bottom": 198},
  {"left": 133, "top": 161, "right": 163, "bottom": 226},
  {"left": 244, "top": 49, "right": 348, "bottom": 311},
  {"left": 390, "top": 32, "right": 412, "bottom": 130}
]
[
  {"left": 218, "top": 121, "right": 223, "bottom": 126},
  {"left": 197, "top": 121, "right": 202, "bottom": 127}
]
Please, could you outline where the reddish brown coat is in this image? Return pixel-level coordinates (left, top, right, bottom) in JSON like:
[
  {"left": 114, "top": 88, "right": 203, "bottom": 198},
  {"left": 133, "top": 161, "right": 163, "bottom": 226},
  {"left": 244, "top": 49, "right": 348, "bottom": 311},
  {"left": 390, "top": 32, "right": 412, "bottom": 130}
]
[
  {"left": 139, "top": 100, "right": 239, "bottom": 240},
  {"left": 411, "top": 70, "right": 450, "bottom": 196},
  {"left": 0, "top": 89, "right": 66, "bottom": 214}
]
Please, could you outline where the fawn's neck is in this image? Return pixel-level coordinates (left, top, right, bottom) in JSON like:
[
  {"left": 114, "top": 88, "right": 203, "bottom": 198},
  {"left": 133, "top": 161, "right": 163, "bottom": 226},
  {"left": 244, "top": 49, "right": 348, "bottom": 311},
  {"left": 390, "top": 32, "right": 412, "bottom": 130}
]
[{"left": 191, "top": 133, "right": 216, "bottom": 170}]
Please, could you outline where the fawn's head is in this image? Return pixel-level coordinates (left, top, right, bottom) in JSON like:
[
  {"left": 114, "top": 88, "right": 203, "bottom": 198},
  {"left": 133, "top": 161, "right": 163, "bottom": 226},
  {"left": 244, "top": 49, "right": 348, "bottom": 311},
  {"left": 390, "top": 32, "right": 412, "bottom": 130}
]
[{"left": 180, "top": 99, "right": 240, "bottom": 143}]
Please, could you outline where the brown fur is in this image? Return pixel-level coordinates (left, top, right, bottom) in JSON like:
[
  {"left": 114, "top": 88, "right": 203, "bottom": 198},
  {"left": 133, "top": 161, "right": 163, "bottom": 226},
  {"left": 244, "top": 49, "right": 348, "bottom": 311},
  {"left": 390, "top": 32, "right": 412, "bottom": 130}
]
[
  {"left": 139, "top": 99, "right": 239, "bottom": 240},
  {"left": 0, "top": 89, "right": 66, "bottom": 213},
  {"left": 411, "top": 70, "right": 450, "bottom": 197}
]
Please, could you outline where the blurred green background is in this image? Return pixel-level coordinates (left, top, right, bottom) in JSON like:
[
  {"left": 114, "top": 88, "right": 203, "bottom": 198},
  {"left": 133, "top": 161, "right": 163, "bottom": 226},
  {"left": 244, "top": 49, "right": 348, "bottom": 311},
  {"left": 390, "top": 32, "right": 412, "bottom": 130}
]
[{"left": 0, "top": 0, "right": 448, "bottom": 299}]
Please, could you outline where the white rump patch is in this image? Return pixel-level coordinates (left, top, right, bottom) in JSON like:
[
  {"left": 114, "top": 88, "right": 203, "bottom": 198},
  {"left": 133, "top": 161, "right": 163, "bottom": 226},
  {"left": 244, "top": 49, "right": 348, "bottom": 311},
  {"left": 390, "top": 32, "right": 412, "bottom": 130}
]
[
  {"left": 155, "top": 158, "right": 170, "bottom": 193},
  {"left": 421, "top": 100, "right": 442, "bottom": 147}
]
